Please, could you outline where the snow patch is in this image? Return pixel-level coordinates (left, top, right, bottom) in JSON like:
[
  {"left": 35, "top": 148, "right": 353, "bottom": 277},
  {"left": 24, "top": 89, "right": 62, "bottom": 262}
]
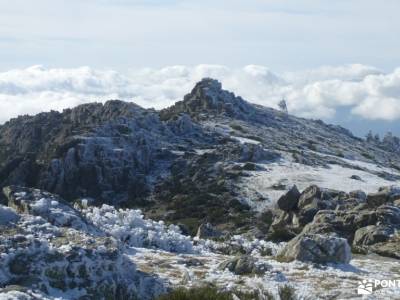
[
  {"left": 84, "top": 205, "right": 194, "bottom": 253},
  {"left": 239, "top": 158, "right": 400, "bottom": 209}
]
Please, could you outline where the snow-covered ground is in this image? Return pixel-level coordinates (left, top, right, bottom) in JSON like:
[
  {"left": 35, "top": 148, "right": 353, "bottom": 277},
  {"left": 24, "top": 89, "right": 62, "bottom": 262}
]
[
  {"left": 129, "top": 243, "right": 400, "bottom": 300},
  {"left": 2, "top": 191, "right": 400, "bottom": 300},
  {"left": 84, "top": 204, "right": 194, "bottom": 253},
  {"left": 239, "top": 155, "right": 400, "bottom": 210},
  {"left": 81, "top": 203, "right": 400, "bottom": 299},
  {"left": 232, "top": 135, "right": 261, "bottom": 145}
]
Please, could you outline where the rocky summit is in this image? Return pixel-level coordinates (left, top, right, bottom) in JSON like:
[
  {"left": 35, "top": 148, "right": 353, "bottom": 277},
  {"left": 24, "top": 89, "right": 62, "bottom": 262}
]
[{"left": 1, "top": 79, "right": 400, "bottom": 299}]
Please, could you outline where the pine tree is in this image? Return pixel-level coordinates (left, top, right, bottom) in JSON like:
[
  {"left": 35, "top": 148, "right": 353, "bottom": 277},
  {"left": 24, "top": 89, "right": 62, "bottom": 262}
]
[
  {"left": 382, "top": 132, "right": 400, "bottom": 152},
  {"left": 278, "top": 98, "right": 288, "bottom": 114},
  {"left": 366, "top": 130, "right": 374, "bottom": 142}
]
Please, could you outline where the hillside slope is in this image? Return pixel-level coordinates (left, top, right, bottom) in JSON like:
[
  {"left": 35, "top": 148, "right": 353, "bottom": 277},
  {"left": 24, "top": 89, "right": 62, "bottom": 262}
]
[{"left": 1, "top": 78, "right": 399, "bottom": 234}]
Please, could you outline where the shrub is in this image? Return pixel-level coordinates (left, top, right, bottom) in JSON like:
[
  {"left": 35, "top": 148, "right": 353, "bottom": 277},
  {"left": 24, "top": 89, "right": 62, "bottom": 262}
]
[
  {"left": 336, "top": 150, "right": 345, "bottom": 158},
  {"left": 278, "top": 285, "right": 297, "bottom": 300},
  {"left": 156, "top": 286, "right": 274, "bottom": 300},
  {"left": 361, "top": 152, "right": 374, "bottom": 160},
  {"left": 230, "top": 123, "right": 246, "bottom": 132},
  {"left": 156, "top": 286, "right": 232, "bottom": 300}
]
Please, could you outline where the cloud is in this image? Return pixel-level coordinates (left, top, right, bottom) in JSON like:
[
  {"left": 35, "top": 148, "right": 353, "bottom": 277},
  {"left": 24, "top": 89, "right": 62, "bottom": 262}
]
[
  {"left": 283, "top": 64, "right": 382, "bottom": 84},
  {"left": 0, "top": 64, "right": 400, "bottom": 124}
]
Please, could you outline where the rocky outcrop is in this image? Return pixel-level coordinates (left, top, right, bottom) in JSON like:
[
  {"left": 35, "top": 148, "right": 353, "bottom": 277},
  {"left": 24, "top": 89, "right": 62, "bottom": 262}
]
[
  {"left": 277, "top": 185, "right": 300, "bottom": 211},
  {"left": 160, "top": 78, "right": 254, "bottom": 121},
  {"left": 196, "top": 223, "right": 223, "bottom": 239},
  {"left": 268, "top": 210, "right": 298, "bottom": 241},
  {"left": 218, "top": 255, "right": 272, "bottom": 275},
  {"left": 268, "top": 185, "right": 349, "bottom": 241},
  {"left": 3, "top": 185, "right": 97, "bottom": 232},
  {"left": 278, "top": 234, "right": 351, "bottom": 264},
  {"left": 0, "top": 187, "right": 165, "bottom": 300},
  {"left": 0, "top": 205, "right": 19, "bottom": 225},
  {"left": 350, "top": 175, "right": 363, "bottom": 181},
  {"left": 293, "top": 186, "right": 348, "bottom": 229},
  {"left": 367, "top": 191, "right": 390, "bottom": 207},
  {"left": 270, "top": 184, "right": 400, "bottom": 259},
  {"left": 369, "top": 237, "right": 400, "bottom": 259},
  {"left": 0, "top": 101, "right": 164, "bottom": 204},
  {"left": 0, "top": 231, "right": 151, "bottom": 300},
  {"left": 1, "top": 79, "right": 400, "bottom": 299},
  {"left": 353, "top": 225, "right": 394, "bottom": 247},
  {"left": 1, "top": 79, "right": 400, "bottom": 239}
]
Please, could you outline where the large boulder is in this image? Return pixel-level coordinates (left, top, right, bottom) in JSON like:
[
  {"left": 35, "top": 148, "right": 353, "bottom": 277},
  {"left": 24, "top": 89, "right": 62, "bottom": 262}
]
[
  {"left": 366, "top": 186, "right": 400, "bottom": 207},
  {"left": 302, "top": 208, "right": 378, "bottom": 242},
  {"left": 367, "top": 191, "right": 389, "bottom": 207},
  {"left": 3, "top": 186, "right": 96, "bottom": 232},
  {"left": 296, "top": 186, "right": 340, "bottom": 227},
  {"left": 269, "top": 185, "right": 356, "bottom": 241},
  {"left": 0, "top": 205, "right": 19, "bottom": 225},
  {"left": 300, "top": 202, "right": 400, "bottom": 259},
  {"left": 268, "top": 211, "right": 298, "bottom": 241},
  {"left": 277, "top": 185, "right": 301, "bottom": 211},
  {"left": 349, "top": 190, "right": 367, "bottom": 201},
  {"left": 380, "top": 186, "right": 400, "bottom": 200},
  {"left": 218, "top": 255, "right": 271, "bottom": 275},
  {"left": 196, "top": 223, "right": 223, "bottom": 239},
  {"left": 350, "top": 175, "right": 363, "bottom": 181},
  {"left": 278, "top": 234, "right": 351, "bottom": 264},
  {"left": 369, "top": 237, "right": 400, "bottom": 259},
  {"left": 268, "top": 185, "right": 400, "bottom": 260},
  {"left": 375, "top": 205, "right": 400, "bottom": 225},
  {"left": 353, "top": 225, "right": 394, "bottom": 247},
  {"left": 298, "top": 186, "right": 343, "bottom": 209},
  {"left": 239, "top": 144, "right": 280, "bottom": 163}
]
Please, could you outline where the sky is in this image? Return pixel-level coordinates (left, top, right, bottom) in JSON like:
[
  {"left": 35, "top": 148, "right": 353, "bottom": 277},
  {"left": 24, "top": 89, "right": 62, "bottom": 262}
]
[{"left": 0, "top": 0, "right": 399, "bottom": 136}]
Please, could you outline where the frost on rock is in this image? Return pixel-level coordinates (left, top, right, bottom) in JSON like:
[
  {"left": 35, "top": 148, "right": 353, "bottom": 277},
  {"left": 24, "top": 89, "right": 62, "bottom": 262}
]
[
  {"left": 0, "top": 206, "right": 19, "bottom": 225},
  {"left": 3, "top": 186, "right": 97, "bottom": 233},
  {"left": 0, "top": 80, "right": 400, "bottom": 299},
  {"left": 84, "top": 204, "right": 194, "bottom": 253},
  {"left": 0, "top": 215, "right": 165, "bottom": 300},
  {"left": 0, "top": 187, "right": 167, "bottom": 300},
  {"left": 278, "top": 234, "right": 352, "bottom": 264},
  {"left": 0, "top": 290, "right": 53, "bottom": 300},
  {"left": 196, "top": 234, "right": 284, "bottom": 256}
]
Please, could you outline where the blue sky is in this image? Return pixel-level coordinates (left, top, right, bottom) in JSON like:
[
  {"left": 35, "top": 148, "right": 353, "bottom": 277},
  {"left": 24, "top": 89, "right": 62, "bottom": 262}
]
[
  {"left": 0, "top": 0, "right": 399, "bottom": 136},
  {"left": 1, "top": 0, "right": 399, "bottom": 71}
]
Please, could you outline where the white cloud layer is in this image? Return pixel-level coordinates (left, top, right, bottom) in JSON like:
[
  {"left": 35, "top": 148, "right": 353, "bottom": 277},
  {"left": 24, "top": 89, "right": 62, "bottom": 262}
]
[{"left": 0, "top": 64, "right": 400, "bottom": 124}]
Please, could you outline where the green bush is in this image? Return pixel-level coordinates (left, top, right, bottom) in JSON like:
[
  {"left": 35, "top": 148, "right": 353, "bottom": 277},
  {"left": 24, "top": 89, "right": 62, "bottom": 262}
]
[
  {"left": 230, "top": 123, "right": 246, "bottom": 132},
  {"left": 156, "top": 286, "right": 232, "bottom": 300},
  {"left": 361, "top": 152, "right": 374, "bottom": 160},
  {"left": 278, "top": 285, "right": 297, "bottom": 300},
  {"left": 336, "top": 150, "right": 345, "bottom": 158},
  {"left": 156, "top": 286, "right": 274, "bottom": 300}
]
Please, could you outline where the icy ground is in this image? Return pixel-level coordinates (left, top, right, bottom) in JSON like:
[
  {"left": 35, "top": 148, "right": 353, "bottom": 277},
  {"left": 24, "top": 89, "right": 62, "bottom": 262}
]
[
  {"left": 77, "top": 205, "right": 400, "bottom": 299},
  {"left": 79, "top": 204, "right": 400, "bottom": 299},
  {"left": 2, "top": 193, "right": 400, "bottom": 300},
  {"left": 239, "top": 154, "right": 400, "bottom": 211},
  {"left": 130, "top": 247, "right": 400, "bottom": 300}
]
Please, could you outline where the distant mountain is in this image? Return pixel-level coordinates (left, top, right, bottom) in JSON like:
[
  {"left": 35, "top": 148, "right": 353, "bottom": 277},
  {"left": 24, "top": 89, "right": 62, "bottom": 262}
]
[{"left": 1, "top": 78, "right": 399, "bottom": 234}]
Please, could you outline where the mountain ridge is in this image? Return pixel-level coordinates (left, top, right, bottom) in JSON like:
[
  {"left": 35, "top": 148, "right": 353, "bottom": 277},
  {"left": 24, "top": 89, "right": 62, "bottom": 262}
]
[
  {"left": 1, "top": 78, "right": 400, "bottom": 299},
  {"left": 0, "top": 78, "right": 399, "bottom": 234}
]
